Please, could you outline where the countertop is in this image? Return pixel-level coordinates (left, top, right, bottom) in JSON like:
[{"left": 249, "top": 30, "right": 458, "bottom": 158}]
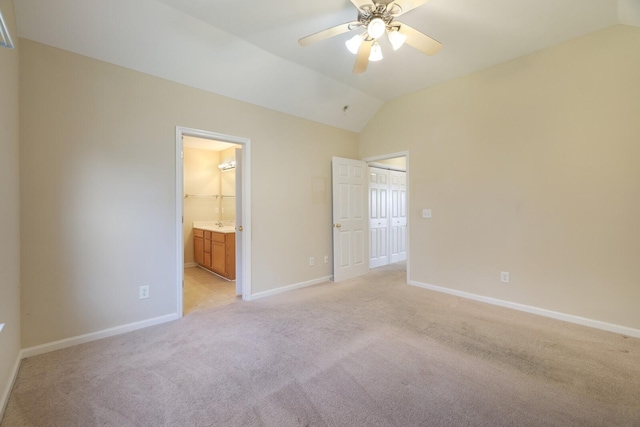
[{"left": 193, "top": 221, "right": 236, "bottom": 234}]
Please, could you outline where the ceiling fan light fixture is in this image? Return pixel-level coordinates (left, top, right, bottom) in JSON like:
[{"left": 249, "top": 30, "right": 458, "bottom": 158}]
[
  {"left": 369, "top": 42, "right": 383, "bottom": 62},
  {"left": 388, "top": 29, "right": 407, "bottom": 51},
  {"left": 367, "top": 17, "right": 386, "bottom": 39},
  {"left": 345, "top": 33, "right": 363, "bottom": 54}
]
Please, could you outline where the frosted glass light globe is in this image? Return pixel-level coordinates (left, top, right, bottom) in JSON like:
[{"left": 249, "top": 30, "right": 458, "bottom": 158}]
[
  {"left": 367, "top": 18, "right": 386, "bottom": 39},
  {"left": 369, "top": 42, "right": 383, "bottom": 61},
  {"left": 345, "top": 34, "right": 363, "bottom": 54},
  {"left": 388, "top": 29, "right": 407, "bottom": 50}
]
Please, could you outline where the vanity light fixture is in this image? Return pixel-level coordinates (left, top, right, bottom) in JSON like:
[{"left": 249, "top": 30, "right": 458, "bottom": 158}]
[{"left": 218, "top": 161, "right": 236, "bottom": 171}]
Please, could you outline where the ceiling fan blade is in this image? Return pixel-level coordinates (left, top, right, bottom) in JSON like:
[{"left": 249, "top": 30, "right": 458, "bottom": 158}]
[
  {"left": 353, "top": 40, "right": 372, "bottom": 74},
  {"left": 398, "top": 22, "right": 442, "bottom": 56},
  {"left": 350, "top": 0, "right": 374, "bottom": 11},
  {"left": 391, "top": 0, "right": 430, "bottom": 16},
  {"left": 298, "top": 22, "right": 359, "bottom": 47}
]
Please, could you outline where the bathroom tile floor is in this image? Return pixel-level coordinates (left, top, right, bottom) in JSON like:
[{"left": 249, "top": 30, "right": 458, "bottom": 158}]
[{"left": 183, "top": 266, "right": 239, "bottom": 315}]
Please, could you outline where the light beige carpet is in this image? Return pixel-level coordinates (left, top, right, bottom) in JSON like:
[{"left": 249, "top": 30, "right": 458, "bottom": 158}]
[{"left": 2, "top": 263, "right": 640, "bottom": 426}]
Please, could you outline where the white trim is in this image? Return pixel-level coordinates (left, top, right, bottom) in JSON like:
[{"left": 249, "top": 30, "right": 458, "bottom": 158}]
[
  {"left": 367, "top": 162, "right": 406, "bottom": 172},
  {"left": 241, "top": 139, "right": 252, "bottom": 301},
  {"left": 0, "top": 355, "right": 21, "bottom": 420},
  {"left": 175, "top": 126, "right": 252, "bottom": 315},
  {"left": 175, "top": 127, "right": 184, "bottom": 318},
  {"left": 409, "top": 280, "right": 640, "bottom": 339},
  {"left": 19, "top": 313, "right": 180, "bottom": 359},
  {"left": 362, "top": 151, "right": 408, "bottom": 163},
  {"left": 195, "top": 265, "right": 234, "bottom": 282},
  {"left": 247, "top": 276, "right": 332, "bottom": 301}
]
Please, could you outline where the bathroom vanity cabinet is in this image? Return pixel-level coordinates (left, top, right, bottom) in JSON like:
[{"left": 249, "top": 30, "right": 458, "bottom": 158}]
[{"left": 193, "top": 228, "right": 236, "bottom": 280}]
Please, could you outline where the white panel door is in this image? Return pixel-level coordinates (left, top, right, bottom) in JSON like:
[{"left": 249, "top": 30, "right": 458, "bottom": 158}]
[
  {"left": 390, "top": 170, "right": 407, "bottom": 263},
  {"left": 332, "top": 157, "right": 368, "bottom": 282},
  {"left": 368, "top": 167, "right": 390, "bottom": 268}
]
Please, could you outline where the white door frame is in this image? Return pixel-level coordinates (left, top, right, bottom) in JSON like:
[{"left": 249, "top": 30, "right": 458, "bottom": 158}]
[
  {"left": 362, "top": 151, "right": 410, "bottom": 284},
  {"left": 175, "top": 126, "right": 252, "bottom": 318}
]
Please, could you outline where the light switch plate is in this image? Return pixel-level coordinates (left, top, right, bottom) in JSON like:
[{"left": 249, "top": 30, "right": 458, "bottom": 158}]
[{"left": 422, "top": 209, "right": 432, "bottom": 218}]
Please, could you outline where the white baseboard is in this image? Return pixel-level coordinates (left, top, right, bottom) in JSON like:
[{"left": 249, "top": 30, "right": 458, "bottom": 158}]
[
  {"left": 248, "top": 276, "right": 333, "bottom": 301},
  {"left": 20, "top": 313, "right": 180, "bottom": 359},
  {"left": 0, "top": 355, "right": 21, "bottom": 421},
  {"left": 184, "top": 262, "right": 198, "bottom": 268},
  {"left": 409, "top": 280, "right": 640, "bottom": 339}
]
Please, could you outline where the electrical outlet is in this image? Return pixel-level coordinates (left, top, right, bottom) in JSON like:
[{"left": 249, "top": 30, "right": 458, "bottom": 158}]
[
  {"left": 500, "top": 272, "right": 510, "bottom": 283},
  {"left": 309, "top": 257, "right": 315, "bottom": 266},
  {"left": 324, "top": 255, "right": 329, "bottom": 263},
  {"left": 139, "top": 285, "right": 150, "bottom": 299}
]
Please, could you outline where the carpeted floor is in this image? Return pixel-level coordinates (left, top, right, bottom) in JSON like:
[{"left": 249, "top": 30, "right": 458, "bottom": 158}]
[{"left": 2, "top": 262, "right": 640, "bottom": 426}]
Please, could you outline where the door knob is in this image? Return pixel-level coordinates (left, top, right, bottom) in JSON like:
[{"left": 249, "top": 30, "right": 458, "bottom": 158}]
[
  {"left": 334, "top": 223, "right": 342, "bottom": 229},
  {"left": 237, "top": 226, "right": 243, "bottom": 231}
]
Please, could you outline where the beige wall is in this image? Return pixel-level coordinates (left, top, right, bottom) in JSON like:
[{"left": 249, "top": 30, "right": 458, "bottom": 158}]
[
  {"left": 0, "top": 0, "right": 20, "bottom": 413},
  {"left": 19, "top": 39, "right": 358, "bottom": 348},
  {"left": 360, "top": 25, "right": 640, "bottom": 330},
  {"left": 183, "top": 147, "right": 220, "bottom": 264}
]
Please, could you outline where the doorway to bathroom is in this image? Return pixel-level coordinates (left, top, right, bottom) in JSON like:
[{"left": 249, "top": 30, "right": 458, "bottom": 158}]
[{"left": 175, "top": 127, "right": 252, "bottom": 318}]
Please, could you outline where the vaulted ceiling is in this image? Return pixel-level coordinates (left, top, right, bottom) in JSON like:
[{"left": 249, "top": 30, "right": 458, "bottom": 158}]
[{"left": 14, "top": 0, "right": 640, "bottom": 132}]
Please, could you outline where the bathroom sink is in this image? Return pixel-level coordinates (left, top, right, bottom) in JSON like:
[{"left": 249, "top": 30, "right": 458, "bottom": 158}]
[
  {"left": 195, "top": 225, "right": 236, "bottom": 233},
  {"left": 215, "top": 226, "right": 236, "bottom": 233},
  {"left": 193, "top": 221, "right": 237, "bottom": 233}
]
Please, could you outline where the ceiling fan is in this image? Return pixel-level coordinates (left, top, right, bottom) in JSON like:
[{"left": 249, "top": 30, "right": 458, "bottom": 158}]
[{"left": 298, "top": 0, "right": 442, "bottom": 74}]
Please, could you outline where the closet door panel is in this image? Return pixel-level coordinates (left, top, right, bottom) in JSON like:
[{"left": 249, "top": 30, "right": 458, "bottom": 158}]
[{"left": 368, "top": 167, "right": 390, "bottom": 268}]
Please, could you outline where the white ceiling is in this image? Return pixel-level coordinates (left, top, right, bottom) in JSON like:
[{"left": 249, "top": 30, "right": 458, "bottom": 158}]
[{"left": 14, "top": 0, "right": 637, "bottom": 132}]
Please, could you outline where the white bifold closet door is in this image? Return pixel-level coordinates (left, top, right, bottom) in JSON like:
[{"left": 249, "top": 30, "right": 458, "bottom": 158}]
[
  {"left": 369, "top": 167, "right": 407, "bottom": 268},
  {"left": 369, "top": 167, "right": 390, "bottom": 268},
  {"left": 389, "top": 170, "right": 407, "bottom": 263}
]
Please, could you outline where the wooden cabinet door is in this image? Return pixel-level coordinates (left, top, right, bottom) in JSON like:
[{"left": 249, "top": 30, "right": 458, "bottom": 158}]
[
  {"left": 194, "top": 236, "right": 204, "bottom": 265},
  {"left": 212, "top": 241, "right": 226, "bottom": 275},
  {"left": 203, "top": 231, "right": 213, "bottom": 269},
  {"left": 225, "top": 234, "right": 236, "bottom": 280}
]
